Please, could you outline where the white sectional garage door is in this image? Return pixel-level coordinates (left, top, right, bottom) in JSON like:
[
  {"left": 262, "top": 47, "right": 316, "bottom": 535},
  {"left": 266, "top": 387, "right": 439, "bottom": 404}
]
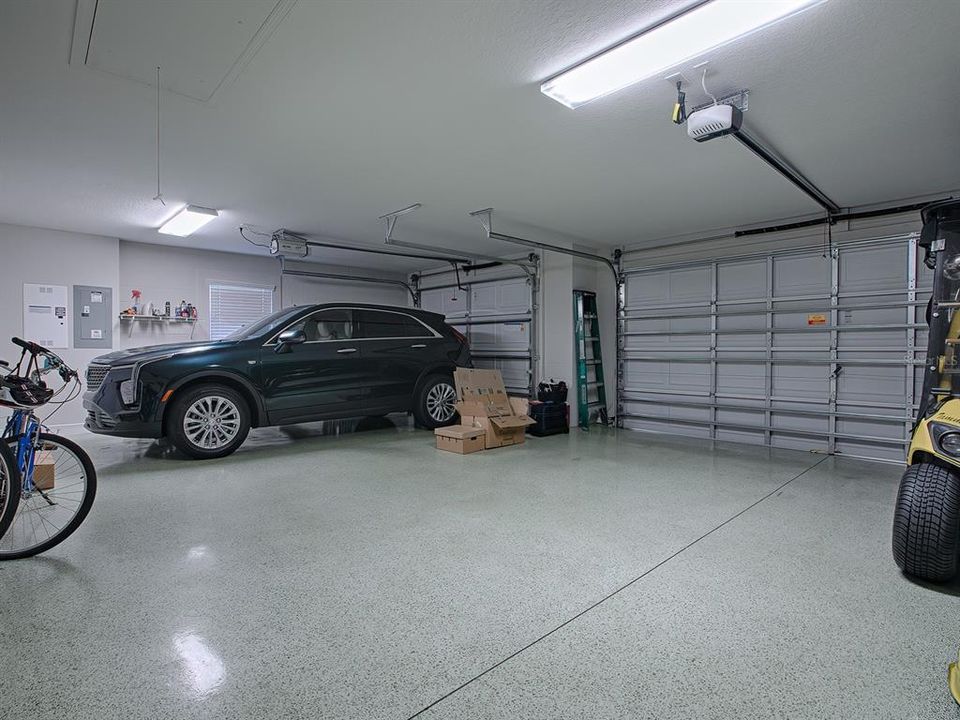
[
  {"left": 619, "top": 234, "right": 929, "bottom": 462},
  {"left": 420, "top": 274, "right": 534, "bottom": 395}
]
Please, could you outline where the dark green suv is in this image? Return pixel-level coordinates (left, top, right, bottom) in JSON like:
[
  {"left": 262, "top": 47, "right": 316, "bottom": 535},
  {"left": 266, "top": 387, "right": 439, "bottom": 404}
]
[{"left": 83, "top": 303, "right": 471, "bottom": 459}]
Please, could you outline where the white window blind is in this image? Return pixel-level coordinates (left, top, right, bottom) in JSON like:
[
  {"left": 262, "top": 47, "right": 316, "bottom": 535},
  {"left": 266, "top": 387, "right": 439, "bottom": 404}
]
[{"left": 208, "top": 283, "right": 274, "bottom": 341}]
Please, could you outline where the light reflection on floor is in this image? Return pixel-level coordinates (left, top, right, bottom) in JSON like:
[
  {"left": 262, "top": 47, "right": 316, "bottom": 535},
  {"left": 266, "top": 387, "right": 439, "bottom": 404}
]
[{"left": 173, "top": 632, "right": 226, "bottom": 698}]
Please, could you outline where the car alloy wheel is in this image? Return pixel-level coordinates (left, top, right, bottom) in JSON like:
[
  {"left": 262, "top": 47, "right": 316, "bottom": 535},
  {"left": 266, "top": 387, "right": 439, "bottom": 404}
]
[
  {"left": 425, "top": 381, "right": 456, "bottom": 423},
  {"left": 182, "top": 395, "right": 242, "bottom": 450}
]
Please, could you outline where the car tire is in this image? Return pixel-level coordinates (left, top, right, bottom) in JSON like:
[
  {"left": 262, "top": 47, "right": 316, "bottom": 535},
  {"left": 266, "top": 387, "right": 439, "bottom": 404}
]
[
  {"left": 892, "top": 462, "right": 960, "bottom": 582},
  {"left": 413, "top": 374, "right": 458, "bottom": 429},
  {"left": 167, "top": 384, "right": 251, "bottom": 460}
]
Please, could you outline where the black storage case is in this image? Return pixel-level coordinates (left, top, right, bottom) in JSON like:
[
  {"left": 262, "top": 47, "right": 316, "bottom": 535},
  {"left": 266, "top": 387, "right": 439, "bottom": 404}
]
[{"left": 528, "top": 401, "right": 569, "bottom": 437}]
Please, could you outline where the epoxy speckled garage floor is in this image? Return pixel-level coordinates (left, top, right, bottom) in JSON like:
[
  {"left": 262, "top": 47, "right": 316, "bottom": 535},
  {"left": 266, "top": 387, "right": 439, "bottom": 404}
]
[{"left": 0, "top": 421, "right": 957, "bottom": 720}]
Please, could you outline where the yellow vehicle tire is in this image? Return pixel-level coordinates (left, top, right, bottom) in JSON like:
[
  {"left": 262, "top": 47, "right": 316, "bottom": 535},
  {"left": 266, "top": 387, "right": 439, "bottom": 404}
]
[{"left": 892, "top": 463, "right": 960, "bottom": 582}]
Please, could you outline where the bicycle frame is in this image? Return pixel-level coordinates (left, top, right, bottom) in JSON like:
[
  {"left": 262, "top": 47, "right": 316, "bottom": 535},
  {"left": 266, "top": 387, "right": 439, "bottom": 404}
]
[{"left": 3, "top": 409, "right": 42, "bottom": 496}]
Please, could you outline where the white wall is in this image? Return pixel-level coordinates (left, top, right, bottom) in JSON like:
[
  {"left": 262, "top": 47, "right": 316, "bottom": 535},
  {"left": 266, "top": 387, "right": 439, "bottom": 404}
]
[{"left": 0, "top": 223, "right": 121, "bottom": 426}]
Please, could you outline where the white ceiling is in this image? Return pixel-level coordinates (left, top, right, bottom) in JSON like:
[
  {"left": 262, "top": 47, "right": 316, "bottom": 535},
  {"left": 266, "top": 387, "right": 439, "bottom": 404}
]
[{"left": 0, "top": 0, "right": 958, "bottom": 270}]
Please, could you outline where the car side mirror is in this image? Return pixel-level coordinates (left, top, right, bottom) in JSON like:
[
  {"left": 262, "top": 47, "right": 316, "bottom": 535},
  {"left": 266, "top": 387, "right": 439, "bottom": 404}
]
[{"left": 275, "top": 328, "right": 306, "bottom": 354}]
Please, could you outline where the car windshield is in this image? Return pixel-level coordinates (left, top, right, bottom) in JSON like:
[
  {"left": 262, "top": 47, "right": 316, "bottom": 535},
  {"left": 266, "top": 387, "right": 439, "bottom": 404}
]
[{"left": 221, "top": 306, "right": 305, "bottom": 341}]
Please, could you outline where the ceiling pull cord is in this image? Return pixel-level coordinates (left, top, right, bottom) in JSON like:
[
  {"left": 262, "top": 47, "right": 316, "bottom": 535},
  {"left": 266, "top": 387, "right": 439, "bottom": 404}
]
[{"left": 153, "top": 65, "right": 165, "bottom": 206}]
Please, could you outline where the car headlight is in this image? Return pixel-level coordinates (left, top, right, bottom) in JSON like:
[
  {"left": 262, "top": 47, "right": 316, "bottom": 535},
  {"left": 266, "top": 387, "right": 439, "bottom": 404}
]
[
  {"left": 107, "top": 365, "right": 138, "bottom": 406},
  {"left": 119, "top": 378, "right": 138, "bottom": 405},
  {"left": 930, "top": 422, "right": 960, "bottom": 457}
]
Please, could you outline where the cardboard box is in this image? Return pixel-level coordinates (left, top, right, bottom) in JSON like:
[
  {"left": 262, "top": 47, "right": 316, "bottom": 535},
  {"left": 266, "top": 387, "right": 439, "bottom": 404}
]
[
  {"left": 453, "top": 368, "right": 535, "bottom": 450},
  {"left": 509, "top": 396, "right": 529, "bottom": 417},
  {"left": 32, "top": 450, "right": 55, "bottom": 491},
  {"left": 460, "top": 414, "right": 529, "bottom": 448},
  {"left": 435, "top": 424, "right": 486, "bottom": 454}
]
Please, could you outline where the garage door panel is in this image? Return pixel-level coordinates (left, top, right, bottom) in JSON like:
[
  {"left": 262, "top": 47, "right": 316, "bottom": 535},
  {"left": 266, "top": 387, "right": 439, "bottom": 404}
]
[
  {"left": 837, "top": 366, "right": 906, "bottom": 405},
  {"left": 771, "top": 411, "right": 828, "bottom": 434},
  {"left": 837, "top": 331, "right": 903, "bottom": 354},
  {"left": 840, "top": 245, "right": 905, "bottom": 292},
  {"left": 716, "top": 362, "right": 765, "bottom": 394},
  {"left": 717, "top": 311, "right": 766, "bottom": 332},
  {"left": 839, "top": 305, "right": 903, "bottom": 326},
  {"left": 471, "top": 280, "right": 529, "bottom": 317},
  {"left": 717, "top": 333, "right": 767, "bottom": 348},
  {"left": 774, "top": 254, "right": 830, "bottom": 297},
  {"left": 623, "top": 361, "right": 710, "bottom": 392},
  {"left": 716, "top": 408, "right": 764, "bottom": 429},
  {"left": 626, "top": 267, "right": 711, "bottom": 307},
  {"left": 469, "top": 321, "right": 529, "bottom": 352},
  {"left": 771, "top": 363, "right": 827, "bottom": 397},
  {"left": 717, "top": 259, "right": 767, "bottom": 300}
]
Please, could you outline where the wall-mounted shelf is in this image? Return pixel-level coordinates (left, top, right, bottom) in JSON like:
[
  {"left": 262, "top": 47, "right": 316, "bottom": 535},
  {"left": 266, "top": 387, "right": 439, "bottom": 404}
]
[
  {"left": 118, "top": 315, "right": 197, "bottom": 323},
  {"left": 119, "top": 315, "right": 198, "bottom": 339}
]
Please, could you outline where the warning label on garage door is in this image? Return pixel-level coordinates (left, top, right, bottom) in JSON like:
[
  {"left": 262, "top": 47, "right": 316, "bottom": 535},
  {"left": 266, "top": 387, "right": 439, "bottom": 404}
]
[{"left": 807, "top": 313, "right": 828, "bottom": 325}]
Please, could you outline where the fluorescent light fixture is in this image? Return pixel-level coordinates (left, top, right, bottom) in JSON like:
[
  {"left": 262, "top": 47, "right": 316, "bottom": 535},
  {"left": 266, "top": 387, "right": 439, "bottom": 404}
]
[
  {"left": 541, "top": 0, "right": 825, "bottom": 108},
  {"left": 158, "top": 205, "right": 220, "bottom": 236}
]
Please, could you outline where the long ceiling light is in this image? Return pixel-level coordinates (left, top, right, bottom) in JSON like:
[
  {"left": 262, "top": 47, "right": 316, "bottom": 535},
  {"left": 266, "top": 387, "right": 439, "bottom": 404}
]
[
  {"left": 540, "top": 0, "right": 825, "bottom": 109},
  {"left": 158, "top": 205, "right": 220, "bottom": 236}
]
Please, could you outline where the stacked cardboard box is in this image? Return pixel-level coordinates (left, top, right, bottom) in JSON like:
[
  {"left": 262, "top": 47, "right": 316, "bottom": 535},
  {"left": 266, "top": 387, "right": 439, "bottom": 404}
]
[{"left": 434, "top": 368, "right": 535, "bottom": 454}]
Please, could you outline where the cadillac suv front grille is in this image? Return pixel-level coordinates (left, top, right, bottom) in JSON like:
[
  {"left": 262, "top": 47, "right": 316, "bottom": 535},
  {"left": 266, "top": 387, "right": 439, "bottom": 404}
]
[{"left": 86, "top": 364, "right": 110, "bottom": 391}]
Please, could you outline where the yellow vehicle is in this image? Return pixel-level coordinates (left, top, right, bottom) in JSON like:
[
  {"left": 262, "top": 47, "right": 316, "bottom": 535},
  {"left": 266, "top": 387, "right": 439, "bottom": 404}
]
[{"left": 893, "top": 199, "right": 960, "bottom": 583}]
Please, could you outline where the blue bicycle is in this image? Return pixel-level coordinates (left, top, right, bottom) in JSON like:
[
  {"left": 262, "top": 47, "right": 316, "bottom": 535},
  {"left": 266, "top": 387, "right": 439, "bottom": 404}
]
[{"left": 0, "top": 337, "right": 96, "bottom": 559}]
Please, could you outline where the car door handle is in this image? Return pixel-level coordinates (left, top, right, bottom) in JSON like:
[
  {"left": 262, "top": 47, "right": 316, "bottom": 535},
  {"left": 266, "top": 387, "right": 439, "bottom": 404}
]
[
  {"left": 337, "top": 348, "right": 358, "bottom": 354},
  {"left": 410, "top": 344, "right": 427, "bottom": 348}
]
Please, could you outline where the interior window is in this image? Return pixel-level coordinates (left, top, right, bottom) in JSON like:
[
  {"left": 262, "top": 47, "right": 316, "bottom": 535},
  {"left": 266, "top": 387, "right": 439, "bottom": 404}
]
[
  {"left": 357, "top": 310, "right": 431, "bottom": 338},
  {"left": 286, "top": 308, "right": 354, "bottom": 341}
]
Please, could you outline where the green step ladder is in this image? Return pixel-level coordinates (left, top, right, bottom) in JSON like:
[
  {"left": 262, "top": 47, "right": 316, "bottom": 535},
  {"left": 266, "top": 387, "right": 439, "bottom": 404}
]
[{"left": 574, "top": 290, "right": 608, "bottom": 430}]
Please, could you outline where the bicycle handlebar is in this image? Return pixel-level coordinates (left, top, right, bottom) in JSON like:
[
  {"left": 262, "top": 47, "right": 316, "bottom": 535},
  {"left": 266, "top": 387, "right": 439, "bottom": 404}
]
[
  {"left": 11, "top": 337, "right": 44, "bottom": 354},
  {"left": 9, "top": 337, "right": 78, "bottom": 380}
]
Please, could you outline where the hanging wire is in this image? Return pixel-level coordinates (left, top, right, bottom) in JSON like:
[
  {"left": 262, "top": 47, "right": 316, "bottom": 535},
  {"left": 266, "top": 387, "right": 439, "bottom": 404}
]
[
  {"left": 153, "top": 66, "right": 165, "bottom": 205},
  {"left": 701, "top": 66, "right": 718, "bottom": 106},
  {"left": 240, "top": 225, "right": 272, "bottom": 248},
  {"left": 822, "top": 209, "right": 834, "bottom": 257}
]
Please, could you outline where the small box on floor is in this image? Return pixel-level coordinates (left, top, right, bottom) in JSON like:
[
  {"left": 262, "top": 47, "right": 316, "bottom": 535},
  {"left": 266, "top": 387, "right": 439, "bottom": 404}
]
[
  {"left": 32, "top": 450, "right": 56, "bottom": 491},
  {"left": 435, "top": 425, "right": 486, "bottom": 454}
]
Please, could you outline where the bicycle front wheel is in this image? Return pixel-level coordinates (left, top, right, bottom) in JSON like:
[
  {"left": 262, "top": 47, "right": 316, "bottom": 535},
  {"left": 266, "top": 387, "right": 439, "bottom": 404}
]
[
  {"left": 0, "top": 440, "right": 21, "bottom": 542},
  {"left": 0, "top": 433, "right": 96, "bottom": 560}
]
